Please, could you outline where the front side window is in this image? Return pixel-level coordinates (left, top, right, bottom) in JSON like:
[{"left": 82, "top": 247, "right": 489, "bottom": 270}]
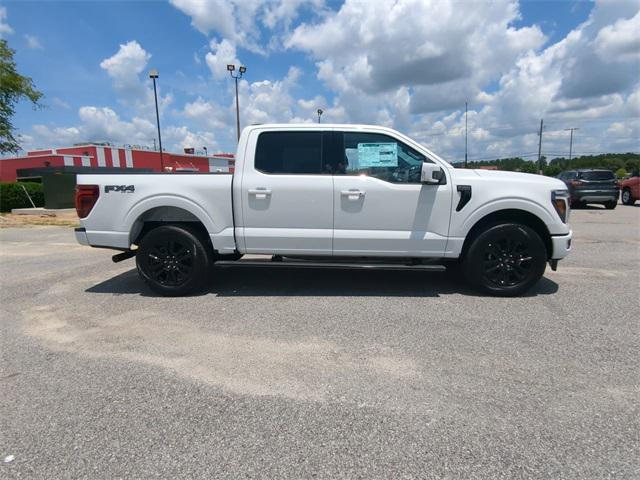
[
  {"left": 340, "top": 132, "right": 428, "bottom": 184},
  {"left": 255, "top": 131, "right": 323, "bottom": 174}
]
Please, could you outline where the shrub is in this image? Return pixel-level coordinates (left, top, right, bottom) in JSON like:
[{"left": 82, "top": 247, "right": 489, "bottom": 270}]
[
  {"left": 615, "top": 167, "right": 628, "bottom": 179},
  {"left": 0, "top": 182, "right": 45, "bottom": 212}
]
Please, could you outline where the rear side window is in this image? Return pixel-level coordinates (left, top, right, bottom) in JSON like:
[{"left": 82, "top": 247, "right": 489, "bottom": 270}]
[
  {"left": 255, "top": 132, "right": 323, "bottom": 174},
  {"left": 579, "top": 170, "right": 615, "bottom": 181}
]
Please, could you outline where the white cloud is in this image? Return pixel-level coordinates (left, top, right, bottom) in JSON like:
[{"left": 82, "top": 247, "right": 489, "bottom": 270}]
[
  {"left": 281, "top": 0, "right": 639, "bottom": 160},
  {"left": 100, "top": 40, "right": 151, "bottom": 91},
  {"left": 170, "top": 0, "right": 324, "bottom": 51},
  {"left": 287, "top": 0, "right": 545, "bottom": 98},
  {"left": 0, "top": 5, "right": 13, "bottom": 37},
  {"left": 28, "top": 106, "right": 218, "bottom": 153},
  {"left": 24, "top": 34, "right": 42, "bottom": 49},
  {"left": 51, "top": 97, "right": 71, "bottom": 109},
  {"left": 205, "top": 38, "right": 242, "bottom": 79},
  {"left": 99, "top": 40, "right": 173, "bottom": 119}
]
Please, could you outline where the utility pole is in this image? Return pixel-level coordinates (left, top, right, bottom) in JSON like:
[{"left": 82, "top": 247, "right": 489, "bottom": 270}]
[
  {"left": 464, "top": 101, "right": 468, "bottom": 168},
  {"left": 537, "top": 118, "right": 544, "bottom": 174},
  {"left": 564, "top": 127, "right": 579, "bottom": 161}
]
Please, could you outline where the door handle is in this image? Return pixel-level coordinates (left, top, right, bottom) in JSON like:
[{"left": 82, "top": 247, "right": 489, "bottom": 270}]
[
  {"left": 248, "top": 188, "right": 272, "bottom": 199},
  {"left": 341, "top": 189, "right": 365, "bottom": 199}
]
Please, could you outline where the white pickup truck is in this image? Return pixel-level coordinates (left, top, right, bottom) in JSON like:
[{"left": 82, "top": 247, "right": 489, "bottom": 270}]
[{"left": 75, "top": 124, "right": 572, "bottom": 296}]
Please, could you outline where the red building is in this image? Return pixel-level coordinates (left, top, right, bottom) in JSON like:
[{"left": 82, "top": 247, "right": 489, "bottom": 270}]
[{"left": 0, "top": 144, "right": 235, "bottom": 182}]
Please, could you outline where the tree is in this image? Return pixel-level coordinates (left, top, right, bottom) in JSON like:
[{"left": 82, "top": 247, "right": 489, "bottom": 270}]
[{"left": 0, "top": 39, "right": 42, "bottom": 154}]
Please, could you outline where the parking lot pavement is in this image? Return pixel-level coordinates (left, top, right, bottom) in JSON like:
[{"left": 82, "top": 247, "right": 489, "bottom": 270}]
[{"left": 1, "top": 205, "right": 638, "bottom": 479}]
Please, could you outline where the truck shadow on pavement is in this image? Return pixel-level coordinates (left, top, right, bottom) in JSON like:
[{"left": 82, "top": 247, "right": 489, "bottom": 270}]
[{"left": 86, "top": 265, "right": 559, "bottom": 298}]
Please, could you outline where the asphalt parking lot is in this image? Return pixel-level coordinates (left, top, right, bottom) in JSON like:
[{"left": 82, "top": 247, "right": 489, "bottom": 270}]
[{"left": 1, "top": 205, "right": 638, "bottom": 479}]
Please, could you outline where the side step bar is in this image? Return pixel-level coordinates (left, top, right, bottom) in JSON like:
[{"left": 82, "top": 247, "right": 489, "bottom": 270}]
[{"left": 215, "top": 259, "right": 446, "bottom": 271}]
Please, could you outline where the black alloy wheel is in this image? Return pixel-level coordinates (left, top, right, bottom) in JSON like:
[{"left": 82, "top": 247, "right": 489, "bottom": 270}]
[
  {"left": 146, "top": 239, "right": 195, "bottom": 287},
  {"left": 463, "top": 223, "right": 547, "bottom": 296},
  {"left": 482, "top": 237, "right": 533, "bottom": 288},
  {"left": 136, "top": 225, "right": 211, "bottom": 296}
]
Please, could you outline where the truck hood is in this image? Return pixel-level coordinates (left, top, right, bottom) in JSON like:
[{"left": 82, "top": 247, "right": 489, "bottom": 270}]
[{"left": 471, "top": 169, "right": 566, "bottom": 189}]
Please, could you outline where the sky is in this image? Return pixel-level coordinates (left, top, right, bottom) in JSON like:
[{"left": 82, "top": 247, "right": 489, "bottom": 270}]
[{"left": 1, "top": 0, "right": 639, "bottom": 162}]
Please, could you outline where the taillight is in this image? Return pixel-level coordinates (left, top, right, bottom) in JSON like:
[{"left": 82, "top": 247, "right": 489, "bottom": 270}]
[
  {"left": 75, "top": 185, "right": 99, "bottom": 218},
  {"left": 570, "top": 180, "right": 584, "bottom": 186}
]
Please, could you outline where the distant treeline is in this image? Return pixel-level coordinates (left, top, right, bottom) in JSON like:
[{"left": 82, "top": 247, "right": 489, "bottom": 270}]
[{"left": 457, "top": 153, "right": 640, "bottom": 177}]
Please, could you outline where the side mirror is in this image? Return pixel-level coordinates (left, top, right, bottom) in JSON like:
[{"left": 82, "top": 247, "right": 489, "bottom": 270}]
[{"left": 421, "top": 163, "right": 443, "bottom": 184}]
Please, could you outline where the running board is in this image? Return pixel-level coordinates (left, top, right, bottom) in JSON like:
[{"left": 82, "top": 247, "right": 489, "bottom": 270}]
[{"left": 215, "top": 259, "right": 446, "bottom": 271}]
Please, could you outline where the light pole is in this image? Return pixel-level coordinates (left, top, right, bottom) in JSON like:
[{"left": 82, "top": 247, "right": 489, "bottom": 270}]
[
  {"left": 464, "top": 101, "right": 468, "bottom": 169},
  {"left": 149, "top": 69, "right": 164, "bottom": 170},
  {"left": 227, "top": 64, "right": 247, "bottom": 142},
  {"left": 564, "top": 128, "right": 579, "bottom": 161},
  {"left": 317, "top": 108, "right": 323, "bottom": 123},
  {"left": 203, "top": 146, "right": 208, "bottom": 156}
]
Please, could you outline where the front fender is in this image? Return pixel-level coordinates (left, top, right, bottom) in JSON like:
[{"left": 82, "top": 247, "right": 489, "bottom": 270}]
[{"left": 457, "top": 197, "right": 559, "bottom": 237}]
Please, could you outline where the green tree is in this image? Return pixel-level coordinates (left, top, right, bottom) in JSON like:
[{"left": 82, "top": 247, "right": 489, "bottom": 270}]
[
  {"left": 615, "top": 167, "right": 628, "bottom": 178},
  {"left": 0, "top": 39, "right": 43, "bottom": 154}
]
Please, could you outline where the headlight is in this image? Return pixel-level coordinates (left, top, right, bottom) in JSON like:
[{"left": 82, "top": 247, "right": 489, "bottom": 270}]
[{"left": 552, "top": 189, "right": 569, "bottom": 223}]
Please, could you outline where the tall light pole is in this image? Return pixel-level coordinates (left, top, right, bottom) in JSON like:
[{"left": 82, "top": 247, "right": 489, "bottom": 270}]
[
  {"left": 565, "top": 127, "right": 579, "bottom": 161},
  {"left": 464, "top": 101, "right": 468, "bottom": 169},
  {"left": 227, "top": 64, "right": 247, "bottom": 142},
  {"left": 537, "top": 118, "right": 544, "bottom": 174},
  {"left": 317, "top": 108, "right": 323, "bottom": 123},
  {"left": 149, "top": 69, "right": 164, "bottom": 170}
]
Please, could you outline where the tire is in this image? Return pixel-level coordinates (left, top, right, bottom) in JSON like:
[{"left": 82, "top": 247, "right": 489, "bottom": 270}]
[
  {"left": 571, "top": 200, "right": 584, "bottom": 209},
  {"left": 462, "top": 223, "right": 547, "bottom": 297},
  {"left": 604, "top": 201, "right": 617, "bottom": 210},
  {"left": 621, "top": 189, "right": 635, "bottom": 205},
  {"left": 136, "top": 225, "right": 212, "bottom": 296}
]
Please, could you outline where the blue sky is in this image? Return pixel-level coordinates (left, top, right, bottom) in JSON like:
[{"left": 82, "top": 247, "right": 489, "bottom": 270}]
[{"left": 1, "top": 0, "right": 639, "bottom": 161}]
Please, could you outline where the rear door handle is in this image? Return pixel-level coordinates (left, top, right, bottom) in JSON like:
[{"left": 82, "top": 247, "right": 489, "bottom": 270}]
[
  {"left": 341, "top": 189, "right": 365, "bottom": 200},
  {"left": 248, "top": 188, "right": 272, "bottom": 199}
]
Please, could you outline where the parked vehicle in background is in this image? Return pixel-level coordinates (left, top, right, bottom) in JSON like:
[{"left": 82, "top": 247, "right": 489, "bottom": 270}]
[
  {"left": 557, "top": 169, "right": 619, "bottom": 209},
  {"left": 74, "top": 124, "right": 572, "bottom": 297},
  {"left": 620, "top": 171, "right": 640, "bottom": 205}
]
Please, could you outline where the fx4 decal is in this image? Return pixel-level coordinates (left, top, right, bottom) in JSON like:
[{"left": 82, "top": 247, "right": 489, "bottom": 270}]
[{"left": 105, "top": 185, "right": 135, "bottom": 193}]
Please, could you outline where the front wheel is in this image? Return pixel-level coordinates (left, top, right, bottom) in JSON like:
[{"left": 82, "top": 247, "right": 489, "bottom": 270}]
[
  {"left": 604, "top": 201, "right": 617, "bottom": 210},
  {"left": 463, "top": 223, "right": 547, "bottom": 297},
  {"left": 621, "top": 189, "right": 635, "bottom": 205},
  {"left": 136, "top": 225, "right": 212, "bottom": 296}
]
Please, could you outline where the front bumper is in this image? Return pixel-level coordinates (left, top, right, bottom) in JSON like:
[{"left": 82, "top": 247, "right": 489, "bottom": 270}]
[
  {"left": 551, "top": 230, "right": 572, "bottom": 260},
  {"left": 75, "top": 227, "right": 89, "bottom": 246}
]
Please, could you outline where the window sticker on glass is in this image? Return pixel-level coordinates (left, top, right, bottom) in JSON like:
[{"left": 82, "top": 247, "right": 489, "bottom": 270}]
[{"left": 357, "top": 143, "right": 398, "bottom": 168}]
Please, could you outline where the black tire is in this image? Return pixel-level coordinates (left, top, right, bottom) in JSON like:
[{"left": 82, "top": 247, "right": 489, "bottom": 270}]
[
  {"left": 136, "top": 225, "right": 212, "bottom": 296},
  {"left": 621, "top": 189, "right": 635, "bottom": 205},
  {"left": 604, "top": 201, "right": 617, "bottom": 210},
  {"left": 463, "top": 223, "right": 547, "bottom": 297},
  {"left": 571, "top": 200, "right": 584, "bottom": 209}
]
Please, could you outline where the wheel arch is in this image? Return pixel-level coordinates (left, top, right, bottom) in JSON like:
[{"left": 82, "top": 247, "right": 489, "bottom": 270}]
[
  {"left": 128, "top": 204, "right": 212, "bottom": 247},
  {"left": 460, "top": 209, "right": 552, "bottom": 260}
]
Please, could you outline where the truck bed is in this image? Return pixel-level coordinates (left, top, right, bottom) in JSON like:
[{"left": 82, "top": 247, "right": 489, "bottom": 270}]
[{"left": 76, "top": 173, "right": 235, "bottom": 252}]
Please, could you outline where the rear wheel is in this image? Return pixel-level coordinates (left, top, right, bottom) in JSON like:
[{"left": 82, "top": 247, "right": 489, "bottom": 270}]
[
  {"left": 463, "top": 223, "right": 547, "bottom": 297},
  {"left": 621, "top": 189, "right": 635, "bottom": 205},
  {"left": 136, "top": 225, "right": 211, "bottom": 296},
  {"left": 604, "top": 201, "right": 617, "bottom": 210}
]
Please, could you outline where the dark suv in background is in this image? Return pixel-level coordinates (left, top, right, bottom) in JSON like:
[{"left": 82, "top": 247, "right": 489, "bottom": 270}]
[{"left": 557, "top": 169, "right": 619, "bottom": 209}]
